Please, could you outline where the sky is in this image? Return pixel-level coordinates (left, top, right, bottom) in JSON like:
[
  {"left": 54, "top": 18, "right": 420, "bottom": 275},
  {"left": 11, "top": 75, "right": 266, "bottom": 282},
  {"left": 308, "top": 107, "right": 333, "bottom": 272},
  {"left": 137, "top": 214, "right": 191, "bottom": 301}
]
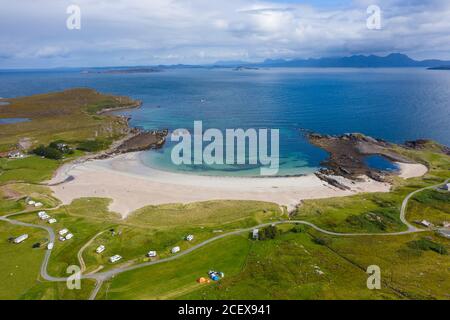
[{"left": 1, "top": 0, "right": 449, "bottom": 68}]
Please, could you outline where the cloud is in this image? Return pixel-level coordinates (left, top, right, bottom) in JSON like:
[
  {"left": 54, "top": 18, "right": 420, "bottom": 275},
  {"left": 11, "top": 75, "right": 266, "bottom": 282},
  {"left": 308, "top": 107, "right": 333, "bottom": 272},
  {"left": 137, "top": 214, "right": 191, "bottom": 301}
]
[{"left": 0, "top": 0, "right": 449, "bottom": 67}]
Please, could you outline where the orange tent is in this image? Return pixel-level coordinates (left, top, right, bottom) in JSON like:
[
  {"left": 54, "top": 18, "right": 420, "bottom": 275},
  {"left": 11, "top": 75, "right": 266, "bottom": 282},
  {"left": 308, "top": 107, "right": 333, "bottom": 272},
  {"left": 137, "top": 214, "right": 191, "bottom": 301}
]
[{"left": 197, "top": 277, "right": 211, "bottom": 284}]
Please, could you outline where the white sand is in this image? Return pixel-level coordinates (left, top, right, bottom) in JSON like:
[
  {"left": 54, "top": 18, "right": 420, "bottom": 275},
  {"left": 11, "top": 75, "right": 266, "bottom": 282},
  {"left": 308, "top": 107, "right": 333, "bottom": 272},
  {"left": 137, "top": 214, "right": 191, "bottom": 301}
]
[
  {"left": 50, "top": 153, "right": 426, "bottom": 218},
  {"left": 395, "top": 162, "right": 428, "bottom": 179}
]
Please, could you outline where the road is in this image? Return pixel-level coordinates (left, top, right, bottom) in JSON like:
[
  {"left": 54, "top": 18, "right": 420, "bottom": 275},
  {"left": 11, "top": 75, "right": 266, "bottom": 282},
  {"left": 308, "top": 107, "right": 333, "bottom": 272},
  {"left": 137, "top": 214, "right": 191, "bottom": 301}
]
[{"left": 1, "top": 178, "right": 448, "bottom": 298}]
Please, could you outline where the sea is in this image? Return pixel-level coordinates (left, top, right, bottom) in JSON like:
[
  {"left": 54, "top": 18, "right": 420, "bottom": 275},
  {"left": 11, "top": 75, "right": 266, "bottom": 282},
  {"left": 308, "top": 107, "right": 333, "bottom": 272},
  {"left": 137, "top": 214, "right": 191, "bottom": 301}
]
[{"left": 1, "top": 67, "right": 449, "bottom": 176}]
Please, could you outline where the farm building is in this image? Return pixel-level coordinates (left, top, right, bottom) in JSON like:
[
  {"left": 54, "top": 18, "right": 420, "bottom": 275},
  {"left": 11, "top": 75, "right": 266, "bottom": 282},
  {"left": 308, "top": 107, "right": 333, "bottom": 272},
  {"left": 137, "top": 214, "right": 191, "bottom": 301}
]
[
  {"left": 14, "top": 234, "right": 29, "bottom": 244},
  {"left": 96, "top": 245, "right": 105, "bottom": 254},
  {"left": 109, "top": 255, "right": 122, "bottom": 263},
  {"left": 171, "top": 246, "right": 181, "bottom": 254}
]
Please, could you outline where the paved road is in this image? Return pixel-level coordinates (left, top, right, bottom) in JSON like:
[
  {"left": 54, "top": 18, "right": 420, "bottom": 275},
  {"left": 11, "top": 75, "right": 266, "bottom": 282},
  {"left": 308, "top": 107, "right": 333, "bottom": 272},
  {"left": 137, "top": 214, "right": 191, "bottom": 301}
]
[{"left": 1, "top": 178, "right": 448, "bottom": 298}]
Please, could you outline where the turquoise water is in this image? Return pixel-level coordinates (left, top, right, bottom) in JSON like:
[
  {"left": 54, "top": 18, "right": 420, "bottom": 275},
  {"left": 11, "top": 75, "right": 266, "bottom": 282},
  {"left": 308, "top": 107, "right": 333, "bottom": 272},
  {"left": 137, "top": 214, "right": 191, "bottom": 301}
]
[{"left": 0, "top": 67, "right": 449, "bottom": 176}]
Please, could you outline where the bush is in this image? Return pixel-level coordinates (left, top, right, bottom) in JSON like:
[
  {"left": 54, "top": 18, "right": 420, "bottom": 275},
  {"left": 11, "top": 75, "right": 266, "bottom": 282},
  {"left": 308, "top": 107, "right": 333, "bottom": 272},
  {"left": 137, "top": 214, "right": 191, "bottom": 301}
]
[
  {"left": 77, "top": 139, "right": 110, "bottom": 152},
  {"left": 291, "top": 224, "right": 304, "bottom": 233},
  {"left": 259, "top": 225, "right": 279, "bottom": 241},
  {"left": 32, "top": 145, "right": 63, "bottom": 160},
  {"left": 312, "top": 237, "right": 331, "bottom": 246},
  {"left": 407, "top": 238, "right": 447, "bottom": 255}
]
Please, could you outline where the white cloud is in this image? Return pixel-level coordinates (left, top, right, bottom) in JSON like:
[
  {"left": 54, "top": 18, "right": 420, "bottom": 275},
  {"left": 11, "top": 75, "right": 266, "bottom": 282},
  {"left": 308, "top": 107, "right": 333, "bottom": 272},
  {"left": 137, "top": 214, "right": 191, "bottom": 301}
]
[{"left": 0, "top": 0, "right": 449, "bottom": 67}]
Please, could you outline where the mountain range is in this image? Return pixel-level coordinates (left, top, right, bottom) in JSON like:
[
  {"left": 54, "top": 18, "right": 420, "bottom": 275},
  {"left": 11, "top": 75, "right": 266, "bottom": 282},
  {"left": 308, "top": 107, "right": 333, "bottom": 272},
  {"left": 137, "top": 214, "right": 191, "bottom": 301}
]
[{"left": 214, "top": 53, "right": 450, "bottom": 68}]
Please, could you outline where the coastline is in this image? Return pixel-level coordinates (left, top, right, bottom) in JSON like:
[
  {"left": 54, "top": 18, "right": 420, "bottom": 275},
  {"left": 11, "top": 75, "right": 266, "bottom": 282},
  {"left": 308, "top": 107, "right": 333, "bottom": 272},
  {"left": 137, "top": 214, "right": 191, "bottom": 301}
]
[{"left": 49, "top": 151, "right": 428, "bottom": 218}]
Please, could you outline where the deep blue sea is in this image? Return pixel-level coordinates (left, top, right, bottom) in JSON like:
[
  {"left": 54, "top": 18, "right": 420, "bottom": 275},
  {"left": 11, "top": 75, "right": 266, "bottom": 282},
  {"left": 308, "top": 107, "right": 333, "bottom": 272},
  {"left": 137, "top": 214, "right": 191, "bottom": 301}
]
[{"left": 1, "top": 67, "right": 449, "bottom": 176}]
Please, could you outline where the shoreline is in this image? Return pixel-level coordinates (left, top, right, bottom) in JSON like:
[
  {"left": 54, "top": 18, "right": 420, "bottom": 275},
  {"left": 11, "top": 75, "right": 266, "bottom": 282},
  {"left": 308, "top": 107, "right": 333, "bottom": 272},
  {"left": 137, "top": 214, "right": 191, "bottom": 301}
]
[{"left": 49, "top": 151, "right": 428, "bottom": 218}]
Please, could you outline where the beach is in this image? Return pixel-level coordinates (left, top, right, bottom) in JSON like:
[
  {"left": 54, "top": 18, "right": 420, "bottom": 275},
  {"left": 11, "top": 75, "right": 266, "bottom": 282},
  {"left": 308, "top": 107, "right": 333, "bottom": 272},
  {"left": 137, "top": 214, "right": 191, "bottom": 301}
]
[{"left": 49, "top": 152, "right": 428, "bottom": 218}]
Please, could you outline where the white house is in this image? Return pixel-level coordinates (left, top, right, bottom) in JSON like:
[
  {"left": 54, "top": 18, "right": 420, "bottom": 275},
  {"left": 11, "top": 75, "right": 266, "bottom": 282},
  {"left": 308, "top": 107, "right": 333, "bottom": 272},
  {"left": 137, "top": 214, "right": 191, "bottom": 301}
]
[
  {"left": 48, "top": 218, "right": 57, "bottom": 224},
  {"left": 27, "top": 200, "right": 36, "bottom": 206},
  {"left": 96, "top": 245, "right": 105, "bottom": 254},
  {"left": 185, "top": 235, "right": 194, "bottom": 242},
  {"left": 147, "top": 251, "right": 157, "bottom": 258},
  {"left": 8, "top": 151, "right": 24, "bottom": 159},
  {"left": 171, "top": 246, "right": 181, "bottom": 254},
  {"left": 109, "top": 255, "right": 122, "bottom": 263},
  {"left": 14, "top": 234, "right": 29, "bottom": 244},
  {"left": 58, "top": 229, "right": 68, "bottom": 236},
  {"left": 40, "top": 214, "right": 50, "bottom": 220},
  {"left": 252, "top": 229, "right": 259, "bottom": 240},
  {"left": 34, "top": 202, "right": 43, "bottom": 208},
  {"left": 47, "top": 242, "right": 54, "bottom": 250},
  {"left": 65, "top": 233, "right": 74, "bottom": 240}
]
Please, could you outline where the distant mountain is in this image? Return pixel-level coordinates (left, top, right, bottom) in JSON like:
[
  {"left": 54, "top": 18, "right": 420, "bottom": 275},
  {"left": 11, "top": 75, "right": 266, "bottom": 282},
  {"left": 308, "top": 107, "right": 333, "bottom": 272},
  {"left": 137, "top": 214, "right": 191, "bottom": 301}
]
[{"left": 218, "top": 53, "right": 450, "bottom": 68}]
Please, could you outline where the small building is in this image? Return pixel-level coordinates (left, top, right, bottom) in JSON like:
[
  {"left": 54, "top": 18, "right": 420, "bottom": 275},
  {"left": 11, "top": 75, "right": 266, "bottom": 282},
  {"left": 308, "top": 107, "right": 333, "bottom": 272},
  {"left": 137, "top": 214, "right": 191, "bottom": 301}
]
[
  {"left": 171, "top": 246, "right": 181, "bottom": 254},
  {"left": 252, "top": 229, "right": 259, "bottom": 240},
  {"left": 47, "top": 242, "right": 54, "bottom": 250},
  {"left": 443, "top": 183, "right": 450, "bottom": 191},
  {"left": 109, "top": 255, "right": 122, "bottom": 263},
  {"left": 34, "top": 202, "right": 43, "bottom": 208},
  {"left": 185, "top": 235, "right": 194, "bottom": 242},
  {"left": 58, "top": 236, "right": 66, "bottom": 242},
  {"left": 147, "top": 251, "right": 157, "bottom": 258},
  {"left": 40, "top": 214, "right": 50, "bottom": 220},
  {"left": 96, "top": 245, "right": 105, "bottom": 254},
  {"left": 27, "top": 200, "right": 36, "bottom": 206},
  {"left": 420, "top": 220, "right": 433, "bottom": 228},
  {"left": 48, "top": 218, "right": 57, "bottom": 224},
  {"left": 58, "top": 229, "right": 69, "bottom": 236},
  {"left": 8, "top": 151, "right": 24, "bottom": 159},
  {"left": 65, "top": 233, "right": 74, "bottom": 240},
  {"left": 14, "top": 234, "right": 29, "bottom": 244}
]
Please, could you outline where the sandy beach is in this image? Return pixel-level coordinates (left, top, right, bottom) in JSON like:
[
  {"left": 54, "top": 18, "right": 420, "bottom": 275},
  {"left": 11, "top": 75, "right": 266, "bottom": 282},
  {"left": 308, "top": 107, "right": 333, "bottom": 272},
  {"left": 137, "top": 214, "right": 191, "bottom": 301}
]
[{"left": 49, "top": 152, "right": 428, "bottom": 218}]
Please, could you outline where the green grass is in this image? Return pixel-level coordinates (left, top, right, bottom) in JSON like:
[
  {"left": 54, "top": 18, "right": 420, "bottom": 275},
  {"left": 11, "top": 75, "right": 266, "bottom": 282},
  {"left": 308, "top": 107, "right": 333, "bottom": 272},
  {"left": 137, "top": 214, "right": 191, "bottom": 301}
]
[
  {"left": 98, "top": 225, "right": 448, "bottom": 300},
  {"left": 0, "top": 221, "right": 47, "bottom": 299},
  {"left": 0, "top": 88, "right": 135, "bottom": 153},
  {"left": 0, "top": 156, "right": 59, "bottom": 184},
  {"left": 406, "top": 189, "right": 450, "bottom": 226}
]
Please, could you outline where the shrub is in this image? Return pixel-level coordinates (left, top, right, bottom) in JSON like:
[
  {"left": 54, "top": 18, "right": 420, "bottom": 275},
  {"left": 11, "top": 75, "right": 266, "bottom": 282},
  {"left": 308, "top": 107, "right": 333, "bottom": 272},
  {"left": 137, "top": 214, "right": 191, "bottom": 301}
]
[
  {"left": 407, "top": 238, "right": 447, "bottom": 255},
  {"left": 259, "top": 225, "right": 279, "bottom": 241},
  {"left": 32, "top": 145, "right": 63, "bottom": 160},
  {"left": 77, "top": 139, "right": 110, "bottom": 152}
]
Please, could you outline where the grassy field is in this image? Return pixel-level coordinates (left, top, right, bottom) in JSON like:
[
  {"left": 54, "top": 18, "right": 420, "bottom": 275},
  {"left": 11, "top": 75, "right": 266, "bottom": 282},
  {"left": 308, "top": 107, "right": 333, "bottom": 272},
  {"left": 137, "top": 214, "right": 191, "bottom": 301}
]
[
  {"left": 293, "top": 142, "right": 450, "bottom": 234},
  {"left": 11, "top": 199, "right": 284, "bottom": 278},
  {"left": 0, "top": 88, "right": 136, "bottom": 153},
  {"left": 96, "top": 225, "right": 449, "bottom": 300},
  {"left": 407, "top": 189, "right": 450, "bottom": 227}
]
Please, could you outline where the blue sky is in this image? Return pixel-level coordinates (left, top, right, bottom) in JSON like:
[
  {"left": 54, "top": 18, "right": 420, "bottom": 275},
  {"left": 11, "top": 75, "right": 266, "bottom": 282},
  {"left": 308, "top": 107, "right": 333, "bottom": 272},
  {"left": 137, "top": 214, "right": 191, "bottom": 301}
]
[{"left": 1, "top": 0, "right": 449, "bottom": 68}]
